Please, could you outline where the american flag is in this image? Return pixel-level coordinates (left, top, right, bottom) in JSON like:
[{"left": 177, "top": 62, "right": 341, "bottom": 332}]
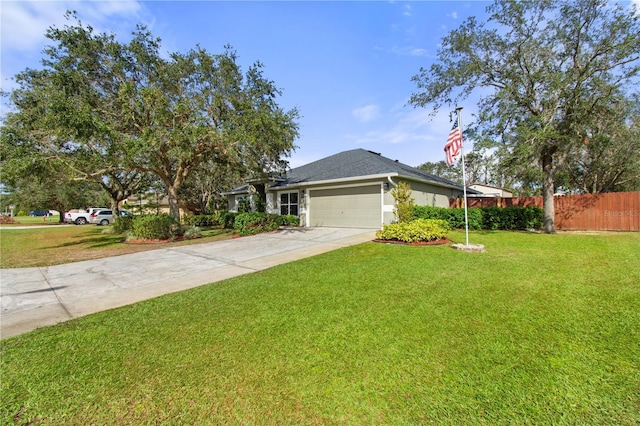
[{"left": 444, "top": 117, "right": 462, "bottom": 166}]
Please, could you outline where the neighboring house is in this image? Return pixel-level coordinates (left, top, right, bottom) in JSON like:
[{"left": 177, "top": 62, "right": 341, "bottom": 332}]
[
  {"left": 121, "top": 194, "right": 186, "bottom": 217},
  {"left": 225, "top": 149, "right": 475, "bottom": 229},
  {"left": 468, "top": 184, "right": 513, "bottom": 198}
]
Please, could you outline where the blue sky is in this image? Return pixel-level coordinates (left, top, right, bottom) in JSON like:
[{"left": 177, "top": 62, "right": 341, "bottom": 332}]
[{"left": 2, "top": 1, "right": 638, "bottom": 169}]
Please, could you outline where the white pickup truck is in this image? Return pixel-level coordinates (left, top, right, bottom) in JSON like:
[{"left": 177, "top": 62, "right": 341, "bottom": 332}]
[{"left": 64, "top": 208, "right": 107, "bottom": 225}]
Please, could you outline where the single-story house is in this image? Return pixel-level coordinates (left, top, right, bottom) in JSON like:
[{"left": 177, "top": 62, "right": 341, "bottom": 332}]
[{"left": 225, "top": 149, "right": 474, "bottom": 229}]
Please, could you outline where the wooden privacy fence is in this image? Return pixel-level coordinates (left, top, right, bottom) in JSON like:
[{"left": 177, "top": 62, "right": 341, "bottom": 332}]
[{"left": 450, "top": 191, "right": 640, "bottom": 231}]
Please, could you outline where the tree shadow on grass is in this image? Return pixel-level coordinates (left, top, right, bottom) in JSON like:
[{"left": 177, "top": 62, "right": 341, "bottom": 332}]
[
  {"left": 44, "top": 228, "right": 234, "bottom": 252},
  {"left": 45, "top": 234, "right": 125, "bottom": 250},
  {"left": 474, "top": 230, "right": 500, "bottom": 235}
]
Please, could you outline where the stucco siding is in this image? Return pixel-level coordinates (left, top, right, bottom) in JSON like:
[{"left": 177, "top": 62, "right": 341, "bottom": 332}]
[{"left": 402, "top": 180, "right": 459, "bottom": 208}]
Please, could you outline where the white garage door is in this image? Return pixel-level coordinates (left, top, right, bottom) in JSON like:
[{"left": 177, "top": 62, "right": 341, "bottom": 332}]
[{"left": 309, "top": 185, "right": 381, "bottom": 228}]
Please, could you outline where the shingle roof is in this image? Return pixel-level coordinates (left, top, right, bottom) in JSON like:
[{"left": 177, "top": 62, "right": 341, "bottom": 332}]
[
  {"left": 225, "top": 149, "right": 470, "bottom": 194},
  {"left": 279, "top": 149, "right": 464, "bottom": 189}
]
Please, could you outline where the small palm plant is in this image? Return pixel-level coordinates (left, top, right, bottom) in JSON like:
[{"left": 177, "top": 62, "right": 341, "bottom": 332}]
[{"left": 391, "top": 181, "right": 415, "bottom": 223}]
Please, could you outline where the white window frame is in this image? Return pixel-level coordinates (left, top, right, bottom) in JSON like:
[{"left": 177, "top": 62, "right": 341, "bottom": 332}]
[{"left": 279, "top": 191, "right": 299, "bottom": 216}]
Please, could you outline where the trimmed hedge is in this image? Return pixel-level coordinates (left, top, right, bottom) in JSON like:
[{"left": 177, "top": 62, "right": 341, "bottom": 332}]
[
  {"left": 233, "top": 213, "right": 301, "bottom": 236},
  {"left": 277, "top": 215, "right": 300, "bottom": 227},
  {"left": 182, "top": 212, "right": 299, "bottom": 233},
  {"left": 234, "top": 212, "right": 280, "bottom": 236},
  {"left": 182, "top": 214, "right": 219, "bottom": 227},
  {"left": 412, "top": 205, "right": 483, "bottom": 230},
  {"left": 412, "top": 205, "right": 543, "bottom": 230},
  {"left": 480, "top": 206, "right": 543, "bottom": 230},
  {"left": 376, "top": 219, "right": 450, "bottom": 243},
  {"left": 219, "top": 212, "right": 238, "bottom": 229},
  {"left": 112, "top": 215, "right": 134, "bottom": 233},
  {"left": 130, "top": 214, "right": 182, "bottom": 240}
]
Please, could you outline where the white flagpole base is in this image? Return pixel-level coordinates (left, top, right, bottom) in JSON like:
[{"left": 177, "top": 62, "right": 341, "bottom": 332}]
[{"left": 451, "top": 243, "right": 486, "bottom": 253}]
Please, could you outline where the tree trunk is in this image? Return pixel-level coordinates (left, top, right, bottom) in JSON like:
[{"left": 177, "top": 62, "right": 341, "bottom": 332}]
[
  {"left": 167, "top": 185, "right": 181, "bottom": 222},
  {"left": 541, "top": 151, "right": 556, "bottom": 234},
  {"left": 110, "top": 199, "right": 120, "bottom": 216}
]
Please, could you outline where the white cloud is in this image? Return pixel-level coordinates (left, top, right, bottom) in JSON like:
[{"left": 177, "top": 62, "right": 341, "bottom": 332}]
[
  {"left": 344, "top": 103, "right": 478, "bottom": 165},
  {"left": 374, "top": 45, "right": 433, "bottom": 58},
  {"left": 1, "top": 1, "right": 64, "bottom": 51},
  {"left": 352, "top": 104, "right": 381, "bottom": 122},
  {"left": 93, "top": 0, "right": 141, "bottom": 17},
  {"left": 409, "top": 47, "right": 428, "bottom": 57},
  {"left": 350, "top": 108, "right": 434, "bottom": 146},
  {"left": 1, "top": 1, "right": 150, "bottom": 91},
  {"left": 1, "top": 1, "right": 143, "bottom": 52},
  {"left": 403, "top": 4, "right": 412, "bottom": 17},
  {"left": 632, "top": 0, "right": 640, "bottom": 15},
  {"left": 447, "top": 11, "right": 459, "bottom": 19}
]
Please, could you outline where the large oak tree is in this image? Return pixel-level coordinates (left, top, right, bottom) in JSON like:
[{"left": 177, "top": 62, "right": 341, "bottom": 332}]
[
  {"left": 410, "top": 0, "right": 640, "bottom": 233},
  {"left": 2, "top": 13, "right": 299, "bottom": 220}
]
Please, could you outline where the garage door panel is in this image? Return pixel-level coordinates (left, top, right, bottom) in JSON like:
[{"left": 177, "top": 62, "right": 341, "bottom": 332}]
[{"left": 310, "top": 185, "right": 381, "bottom": 228}]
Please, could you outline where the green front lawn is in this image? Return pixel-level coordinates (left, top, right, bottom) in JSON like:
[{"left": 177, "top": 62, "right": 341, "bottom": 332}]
[
  {"left": 0, "top": 226, "right": 234, "bottom": 268},
  {"left": 1, "top": 231, "right": 639, "bottom": 424},
  {"left": 1, "top": 214, "right": 62, "bottom": 225}
]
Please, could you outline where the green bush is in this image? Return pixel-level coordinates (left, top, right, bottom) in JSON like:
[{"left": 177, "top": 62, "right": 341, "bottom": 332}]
[
  {"left": 411, "top": 205, "right": 448, "bottom": 221},
  {"left": 182, "top": 214, "right": 219, "bottom": 227},
  {"left": 130, "top": 214, "right": 182, "bottom": 240},
  {"left": 481, "top": 206, "right": 543, "bottom": 230},
  {"left": 376, "top": 218, "right": 450, "bottom": 243},
  {"left": 512, "top": 206, "right": 543, "bottom": 230},
  {"left": 112, "top": 215, "right": 133, "bottom": 234},
  {"left": 412, "top": 206, "right": 482, "bottom": 230},
  {"left": 219, "top": 212, "right": 238, "bottom": 229},
  {"left": 234, "top": 212, "right": 279, "bottom": 236},
  {"left": 277, "top": 215, "right": 300, "bottom": 227},
  {"left": 237, "top": 198, "right": 252, "bottom": 213},
  {"left": 412, "top": 205, "right": 543, "bottom": 230},
  {"left": 519, "top": 207, "right": 540, "bottom": 228}
]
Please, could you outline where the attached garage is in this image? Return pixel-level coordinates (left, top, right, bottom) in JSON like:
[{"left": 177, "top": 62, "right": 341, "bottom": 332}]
[{"left": 309, "top": 185, "right": 382, "bottom": 228}]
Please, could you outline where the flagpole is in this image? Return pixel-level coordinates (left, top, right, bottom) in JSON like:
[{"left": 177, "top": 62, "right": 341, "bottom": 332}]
[{"left": 456, "top": 106, "right": 470, "bottom": 246}]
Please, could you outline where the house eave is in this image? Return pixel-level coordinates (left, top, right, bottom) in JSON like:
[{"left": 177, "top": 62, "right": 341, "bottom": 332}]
[
  {"left": 272, "top": 173, "right": 400, "bottom": 190},
  {"left": 246, "top": 176, "right": 287, "bottom": 184},
  {"left": 270, "top": 172, "right": 473, "bottom": 193},
  {"left": 222, "top": 185, "right": 249, "bottom": 196},
  {"left": 225, "top": 172, "right": 475, "bottom": 195},
  {"left": 394, "top": 173, "right": 475, "bottom": 193}
]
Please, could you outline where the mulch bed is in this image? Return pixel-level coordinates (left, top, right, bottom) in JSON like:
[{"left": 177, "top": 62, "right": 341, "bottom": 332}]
[
  {"left": 124, "top": 239, "right": 174, "bottom": 244},
  {"left": 373, "top": 238, "right": 451, "bottom": 246},
  {"left": 124, "top": 236, "right": 201, "bottom": 244}
]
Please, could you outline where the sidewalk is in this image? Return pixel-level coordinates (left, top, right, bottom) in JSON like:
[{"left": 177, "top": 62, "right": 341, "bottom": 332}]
[{"left": 1, "top": 227, "right": 376, "bottom": 339}]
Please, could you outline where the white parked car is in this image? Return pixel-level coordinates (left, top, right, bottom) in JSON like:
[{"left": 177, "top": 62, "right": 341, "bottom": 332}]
[
  {"left": 64, "top": 208, "right": 107, "bottom": 225},
  {"left": 90, "top": 209, "right": 131, "bottom": 226}
]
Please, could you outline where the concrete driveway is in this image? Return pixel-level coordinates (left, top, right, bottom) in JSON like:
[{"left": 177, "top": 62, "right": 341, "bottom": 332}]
[{"left": 0, "top": 227, "right": 375, "bottom": 339}]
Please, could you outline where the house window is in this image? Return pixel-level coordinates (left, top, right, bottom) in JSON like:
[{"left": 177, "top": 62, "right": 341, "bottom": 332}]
[
  {"left": 280, "top": 192, "right": 299, "bottom": 216},
  {"left": 235, "top": 196, "right": 251, "bottom": 213}
]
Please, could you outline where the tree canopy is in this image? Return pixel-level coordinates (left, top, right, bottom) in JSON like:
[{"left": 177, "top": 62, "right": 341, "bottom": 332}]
[
  {"left": 1, "top": 12, "right": 299, "bottom": 220},
  {"left": 410, "top": 0, "right": 640, "bottom": 233}
]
